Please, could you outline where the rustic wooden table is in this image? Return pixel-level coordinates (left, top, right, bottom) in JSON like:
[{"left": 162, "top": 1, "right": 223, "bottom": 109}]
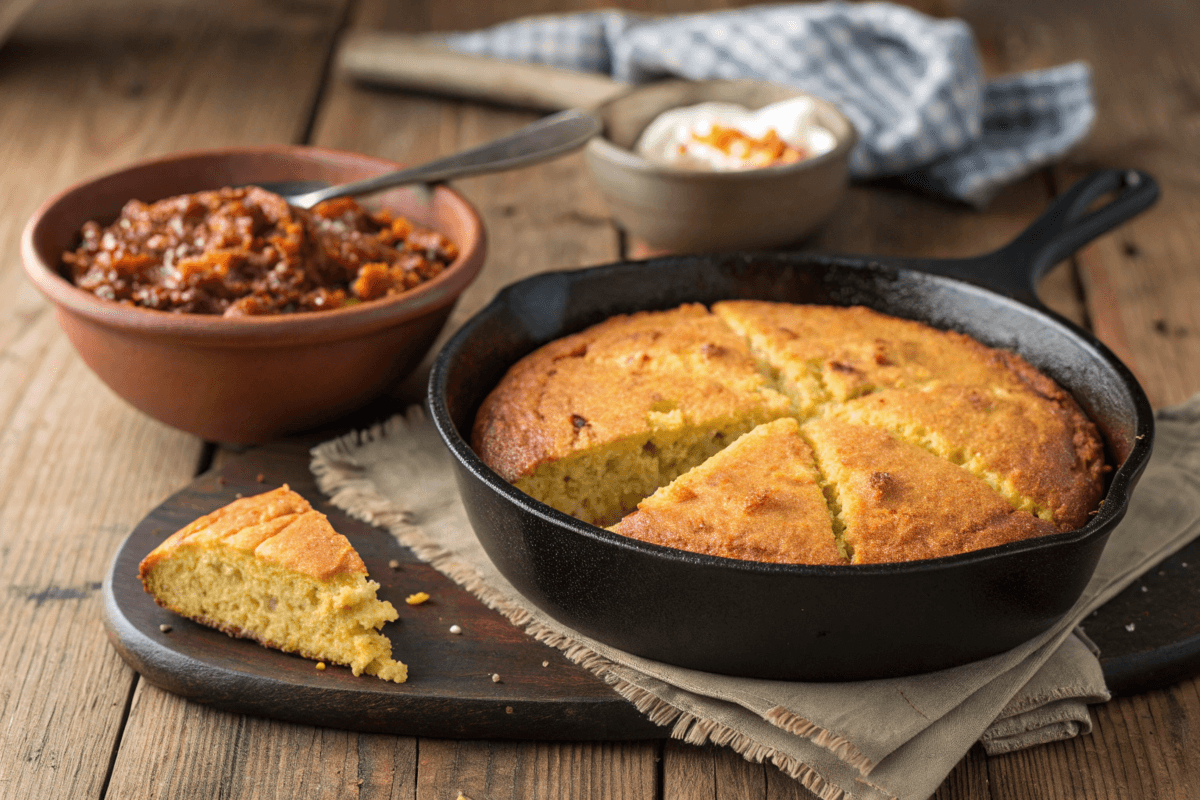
[{"left": 2, "top": 0, "right": 1197, "bottom": 798}]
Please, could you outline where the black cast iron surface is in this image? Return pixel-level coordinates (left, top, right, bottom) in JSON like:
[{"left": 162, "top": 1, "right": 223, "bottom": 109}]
[{"left": 429, "top": 169, "right": 1162, "bottom": 681}]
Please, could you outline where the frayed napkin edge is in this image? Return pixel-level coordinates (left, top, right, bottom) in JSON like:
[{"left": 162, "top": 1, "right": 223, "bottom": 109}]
[{"left": 309, "top": 406, "right": 869, "bottom": 800}]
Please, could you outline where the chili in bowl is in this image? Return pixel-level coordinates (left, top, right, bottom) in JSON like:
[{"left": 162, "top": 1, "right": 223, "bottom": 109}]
[{"left": 21, "top": 145, "right": 486, "bottom": 444}]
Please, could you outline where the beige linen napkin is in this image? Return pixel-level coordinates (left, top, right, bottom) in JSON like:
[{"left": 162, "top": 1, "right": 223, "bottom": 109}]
[{"left": 311, "top": 396, "right": 1200, "bottom": 800}]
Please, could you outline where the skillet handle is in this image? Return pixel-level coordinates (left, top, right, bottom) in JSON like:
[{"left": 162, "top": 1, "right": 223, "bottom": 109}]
[{"left": 929, "top": 169, "right": 1158, "bottom": 308}]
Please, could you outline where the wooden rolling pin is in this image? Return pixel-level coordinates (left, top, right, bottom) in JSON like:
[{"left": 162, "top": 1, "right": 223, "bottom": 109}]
[{"left": 337, "top": 30, "right": 628, "bottom": 112}]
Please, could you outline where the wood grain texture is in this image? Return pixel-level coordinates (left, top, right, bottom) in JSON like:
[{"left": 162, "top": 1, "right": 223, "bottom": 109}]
[
  {"left": 0, "top": 0, "right": 342, "bottom": 793},
  {"left": 338, "top": 32, "right": 626, "bottom": 111},
  {"left": 414, "top": 739, "right": 659, "bottom": 800},
  {"left": 106, "top": 683, "right": 418, "bottom": 800},
  {"left": 662, "top": 741, "right": 774, "bottom": 800},
  {"left": 1005, "top": 0, "right": 1200, "bottom": 409},
  {"left": 3, "top": 0, "right": 1198, "bottom": 797},
  {"left": 0, "top": 0, "right": 353, "bottom": 798},
  {"left": 156, "top": 0, "right": 636, "bottom": 798}
]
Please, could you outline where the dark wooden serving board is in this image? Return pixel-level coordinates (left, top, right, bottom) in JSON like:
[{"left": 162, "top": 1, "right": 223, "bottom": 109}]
[
  {"left": 103, "top": 440, "right": 663, "bottom": 740},
  {"left": 105, "top": 442, "right": 1200, "bottom": 738}
]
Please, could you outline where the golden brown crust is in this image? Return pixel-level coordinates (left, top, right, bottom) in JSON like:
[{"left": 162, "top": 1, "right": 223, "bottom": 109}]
[
  {"left": 803, "top": 417, "right": 1059, "bottom": 564},
  {"left": 611, "top": 418, "right": 845, "bottom": 564},
  {"left": 474, "top": 301, "right": 1107, "bottom": 565},
  {"left": 138, "top": 485, "right": 367, "bottom": 583},
  {"left": 828, "top": 384, "right": 1104, "bottom": 531},
  {"left": 472, "top": 304, "right": 790, "bottom": 482},
  {"left": 713, "top": 301, "right": 1036, "bottom": 406}
]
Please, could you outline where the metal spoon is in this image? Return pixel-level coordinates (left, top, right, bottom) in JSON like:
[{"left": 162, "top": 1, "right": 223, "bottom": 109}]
[{"left": 257, "top": 108, "right": 602, "bottom": 208}]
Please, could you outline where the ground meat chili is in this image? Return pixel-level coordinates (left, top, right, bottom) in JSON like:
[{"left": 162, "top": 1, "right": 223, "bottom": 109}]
[{"left": 61, "top": 187, "right": 458, "bottom": 316}]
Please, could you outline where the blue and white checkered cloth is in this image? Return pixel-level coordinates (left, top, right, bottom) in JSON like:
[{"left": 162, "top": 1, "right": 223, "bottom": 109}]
[{"left": 445, "top": 3, "right": 1094, "bottom": 207}]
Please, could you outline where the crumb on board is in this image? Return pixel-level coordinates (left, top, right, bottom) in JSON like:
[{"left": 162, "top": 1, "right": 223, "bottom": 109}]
[
  {"left": 256, "top": 473, "right": 265, "bottom": 483},
  {"left": 235, "top": 493, "right": 243, "bottom": 499},
  {"left": 449, "top": 624, "right": 462, "bottom": 635},
  {"left": 406, "top": 592, "right": 430, "bottom": 606},
  {"left": 159, "top": 624, "right": 172, "bottom": 633},
  {"left": 505, "top": 706, "right": 513, "bottom": 714},
  {"left": 316, "top": 662, "right": 326, "bottom": 670},
  {"left": 1125, "top": 623, "right": 1136, "bottom": 632},
  {"left": 491, "top": 673, "right": 501, "bottom": 683},
  {"left": 542, "top": 660, "right": 549, "bottom": 667},
  {"left": 388, "top": 559, "right": 401, "bottom": 570}
]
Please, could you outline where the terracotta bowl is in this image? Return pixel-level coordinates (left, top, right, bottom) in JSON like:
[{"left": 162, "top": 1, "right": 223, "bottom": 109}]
[
  {"left": 21, "top": 146, "right": 486, "bottom": 444},
  {"left": 585, "top": 79, "right": 856, "bottom": 252}
]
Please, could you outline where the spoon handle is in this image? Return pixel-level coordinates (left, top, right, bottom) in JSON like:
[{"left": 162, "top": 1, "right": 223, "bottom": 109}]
[{"left": 290, "top": 108, "right": 602, "bottom": 208}]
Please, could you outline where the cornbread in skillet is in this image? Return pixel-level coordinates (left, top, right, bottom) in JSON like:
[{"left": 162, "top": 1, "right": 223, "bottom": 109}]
[
  {"left": 802, "top": 417, "right": 1058, "bottom": 564},
  {"left": 610, "top": 417, "right": 845, "bottom": 564},
  {"left": 473, "top": 301, "right": 1106, "bottom": 564},
  {"left": 712, "top": 301, "right": 1040, "bottom": 414},
  {"left": 139, "top": 486, "right": 407, "bottom": 682},
  {"left": 826, "top": 383, "right": 1105, "bottom": 531},
  {"left": 472, "top": 304, "right": 792, "bottom": 526}
]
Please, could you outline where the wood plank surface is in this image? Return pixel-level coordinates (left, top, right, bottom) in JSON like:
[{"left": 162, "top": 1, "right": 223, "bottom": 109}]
[
  {"left": 2, "top": 0, "right": 1198, "bottom": 798},
  {"left": 0, "top": 0, "right": 351, "bottom": 798},
  {"left": 415, "top": 739, "right": 659, "bottom": 800},
  {"left": 0, "top": 0, "right": 350, "bottom": 796}
]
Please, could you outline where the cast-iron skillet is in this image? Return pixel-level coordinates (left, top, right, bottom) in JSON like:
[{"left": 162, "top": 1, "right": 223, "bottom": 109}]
[{"left": 429, "top": 169, "right": 1159, "bottom": 681}]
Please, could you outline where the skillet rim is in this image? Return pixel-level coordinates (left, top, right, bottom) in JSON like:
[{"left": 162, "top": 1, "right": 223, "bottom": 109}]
[{"left": 428, "top": 252, "right": 1153, "bottom": 577}]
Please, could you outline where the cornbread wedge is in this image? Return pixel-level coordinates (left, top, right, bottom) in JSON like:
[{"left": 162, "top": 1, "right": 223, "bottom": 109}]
[
  {"left": 473, "top": 304, "right": 791, "bottom": 526},
  {"left": 827, "top": 383, "right": 1106, "bottom": 530},
  {"left": 802, "top": 417, "right": 1059, "bottom": 564},
  {"left": 610, "top": 418, "right": 846, "bottom": 564},
  {"left": 713, "top": 301, "right": 1039, "bottom": 414},
  {"left": 139, "top": 486, "right": 407, "bottom": 682}
]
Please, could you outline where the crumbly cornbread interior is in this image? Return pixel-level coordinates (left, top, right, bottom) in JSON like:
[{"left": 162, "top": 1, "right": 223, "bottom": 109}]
[
  {"left": 139, "top": 486, "right": 407, "bottom": 682},
  {"left": 473, "top": 302, "right": 1106, "bottom": 565},
  {"left": 474, "top": 304, "right": 792, "bottom": 526}
]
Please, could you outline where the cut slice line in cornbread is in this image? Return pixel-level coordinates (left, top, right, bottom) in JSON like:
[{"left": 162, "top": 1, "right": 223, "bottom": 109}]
[
  {"left": 827, "top": 383, "right": 1106, "bottom": 530},
  {"left": 610, "top": 417, "right": 847, "bottom": 564},
  {"left": 473, "top": 304, "right": 792, "bottom": 526},
  {"left": 712, "top": 301, "right": 1042, "bottom": 414},
  {"left": 139, "top": 485, "right": 407, "bottom": 683},
  {"left": 802, "top": 417, "right": 1059, "bottom": 564}
]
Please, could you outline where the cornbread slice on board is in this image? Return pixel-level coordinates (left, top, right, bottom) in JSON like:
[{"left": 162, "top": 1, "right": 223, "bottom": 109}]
[
  {"left": 139, "top": 486, "right": 406, "bottom": 682},
  {"left": 610, "top": 418, "right": 846, "bottom": 565},
  {"left": 803, "top": 417, "right": 1058, "bottom": 564},
  {"left": 473, "top": 304, "right": 792, "bottom": 526},
  {"left": 712, "top": 302, "right": 1040, "bottom": 414},
  {"left": 828, "top": 383, "right": 1106, "bottom": 530}
]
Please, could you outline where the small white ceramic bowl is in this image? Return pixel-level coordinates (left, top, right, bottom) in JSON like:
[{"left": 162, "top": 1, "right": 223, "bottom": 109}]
[{"left": 585, "top": 79, "right": 856, "bottom": 253}]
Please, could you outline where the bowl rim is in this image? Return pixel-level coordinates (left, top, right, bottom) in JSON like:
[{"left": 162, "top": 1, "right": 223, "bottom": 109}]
[
  {"left": 20, "top": 144, "right": 487, "bottom": 344},
  {"left": 585, "top": 79, "right": 859, "bottom": 182}
]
